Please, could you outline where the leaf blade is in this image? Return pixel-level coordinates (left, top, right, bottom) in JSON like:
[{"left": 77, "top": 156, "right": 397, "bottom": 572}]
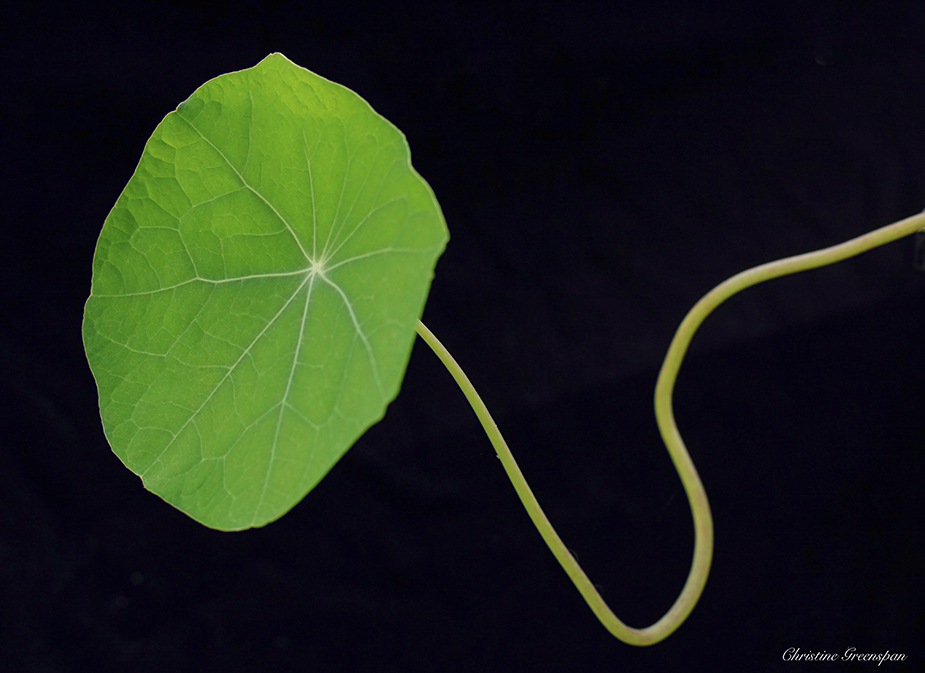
[{"left": 84, "top": 53, "right": 448, "bottom": 530}]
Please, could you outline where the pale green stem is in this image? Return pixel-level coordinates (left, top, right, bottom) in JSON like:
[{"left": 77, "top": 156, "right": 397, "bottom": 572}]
[{"left": 417, "top": 210, "right": 925, "bottom": 646}]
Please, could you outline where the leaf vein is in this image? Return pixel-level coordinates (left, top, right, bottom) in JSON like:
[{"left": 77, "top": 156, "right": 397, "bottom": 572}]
[
  {"left": 177, "top": 114, "right": 312, "bottom": 264},
  {"left": 140, "top": 273, "right": 312, "bottom": 480}
]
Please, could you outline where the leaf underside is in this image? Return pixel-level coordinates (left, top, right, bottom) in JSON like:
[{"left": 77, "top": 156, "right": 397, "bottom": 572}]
[{"left": 83, "top": 53, "right": 448, "bottom": 530}]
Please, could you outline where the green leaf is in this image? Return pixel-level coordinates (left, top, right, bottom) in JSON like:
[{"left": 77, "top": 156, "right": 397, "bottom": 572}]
[{"left": 82, "top": 53, "right": 448, "bottom": 530}]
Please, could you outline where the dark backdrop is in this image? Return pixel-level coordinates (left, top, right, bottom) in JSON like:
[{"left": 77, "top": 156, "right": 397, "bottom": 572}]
[{"left": 3, "top": 1, "right": 924, "bottom": 671}]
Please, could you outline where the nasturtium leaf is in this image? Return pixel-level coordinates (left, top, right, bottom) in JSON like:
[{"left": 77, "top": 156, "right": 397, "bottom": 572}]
[{"left": 83, "top": 53, "right": 448, "bottom": 530}]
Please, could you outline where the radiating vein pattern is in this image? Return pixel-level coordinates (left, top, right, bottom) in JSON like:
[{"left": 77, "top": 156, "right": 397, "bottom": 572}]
[{"left": 83, "top": 53, "right": 448, "bottom": 530}]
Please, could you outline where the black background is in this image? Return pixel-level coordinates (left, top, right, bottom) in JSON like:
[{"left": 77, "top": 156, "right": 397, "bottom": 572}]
[{"left": 3, "top": 1, "right": 924, "bottom": 671}]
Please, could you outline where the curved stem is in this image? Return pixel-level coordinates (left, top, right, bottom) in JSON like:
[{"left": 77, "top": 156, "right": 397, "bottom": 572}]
[{"left": 417, "top": 210, "right": 925, "bottom": 646}]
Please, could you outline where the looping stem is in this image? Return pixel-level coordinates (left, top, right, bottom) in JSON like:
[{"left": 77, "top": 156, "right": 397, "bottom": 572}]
[{"left": 417, "top": 210, "right": 925, "bottom": 645}]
